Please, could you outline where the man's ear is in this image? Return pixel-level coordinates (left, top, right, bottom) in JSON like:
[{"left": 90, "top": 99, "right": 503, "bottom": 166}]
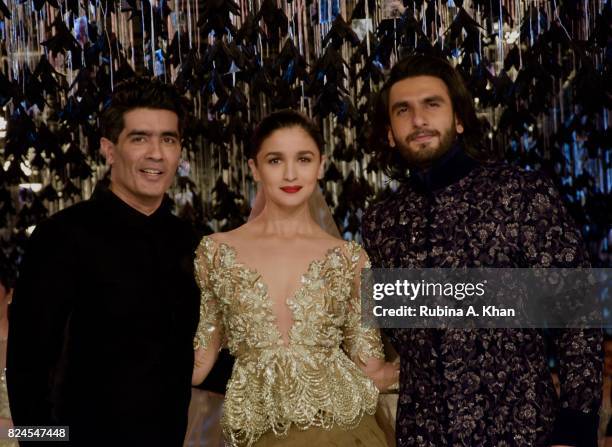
[
  {"left": 387, "top": 127, "right": 396, "bottom": 147},
  {"left": 248, "top": 158, "right": 260, "bottom": 182},
  {"left": 455, "top": 116, "right": 464, "bottom": 134},
  {"left": 100, "top": 138, "right": 115, "bottom": 165},
  {"left": 317, "top": 154, "right": 327, "bottom": 180}
]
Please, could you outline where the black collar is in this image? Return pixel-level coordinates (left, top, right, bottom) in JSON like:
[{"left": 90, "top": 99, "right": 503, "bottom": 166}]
[
  {"left": 91, "top": 181, "right": 173, "bottom": 227},
  {"left": 409, "top": 143, "right": 479, "bottom": 192}
]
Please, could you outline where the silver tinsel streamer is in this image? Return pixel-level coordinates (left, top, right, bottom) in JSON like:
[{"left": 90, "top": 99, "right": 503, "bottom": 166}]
[{"left": 0, "top": 0, "right": 609, "bottom": 259}]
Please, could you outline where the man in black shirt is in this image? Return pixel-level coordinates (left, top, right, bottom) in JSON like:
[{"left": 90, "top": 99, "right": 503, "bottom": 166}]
[{"left": 7, "top": 78, "right": 201, "bottom": 446}]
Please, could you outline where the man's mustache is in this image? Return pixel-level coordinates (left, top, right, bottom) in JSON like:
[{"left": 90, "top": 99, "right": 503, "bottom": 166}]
[{"left": 406, "top": 130, "right": 439, "bottom": 142}]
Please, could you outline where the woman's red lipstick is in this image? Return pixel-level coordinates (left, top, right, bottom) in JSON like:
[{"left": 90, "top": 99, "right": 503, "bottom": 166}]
[{"left": 280, "top": 186, "right": 302, "bottom": 193}]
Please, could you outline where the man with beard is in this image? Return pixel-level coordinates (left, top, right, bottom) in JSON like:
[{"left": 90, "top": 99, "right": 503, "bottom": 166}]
[{"left": 362, "top": 55, "right": 601, "bottom": 447}]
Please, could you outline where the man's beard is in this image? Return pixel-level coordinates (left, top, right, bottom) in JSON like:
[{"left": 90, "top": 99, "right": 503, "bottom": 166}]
[{"left": 394, "top": 126, "right": 457, "bottom": 169}]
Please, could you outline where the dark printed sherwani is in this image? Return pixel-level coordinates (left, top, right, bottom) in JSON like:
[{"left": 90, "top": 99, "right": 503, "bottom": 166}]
[{"left": 362, "top": 146, "right": 602, "bottom": 447}]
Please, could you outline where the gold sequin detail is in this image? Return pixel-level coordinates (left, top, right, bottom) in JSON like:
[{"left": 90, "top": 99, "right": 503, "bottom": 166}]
[{"left": 194, "top": 236, "right": 384, "bottom": 447}]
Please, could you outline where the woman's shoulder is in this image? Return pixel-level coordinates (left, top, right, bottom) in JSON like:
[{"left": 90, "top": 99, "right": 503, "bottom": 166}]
[
  {"left": 195, "top": 230, "right": 247, "bottom": 273},
  {"left": 308, "top": 233, "right": 344, "bottom": 252},
  {"left": 196, "top": 232, "right": 236, "bottom": 262},
  {"left": 198, "top": 226, "right": 246, "bottom": 248},
  {"left": 344, "top": 240, "right": 368, "bottom": 264},
  {"left": 197, "top": 233, "right": 218, "bottom": 251},
  {"left": 314, "top": 236, "right": 368, "bottom": 265}
]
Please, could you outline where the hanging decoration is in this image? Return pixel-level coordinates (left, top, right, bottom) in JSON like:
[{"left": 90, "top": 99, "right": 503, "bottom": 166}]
[{"left": 0, "top": 0, "right": 610, "bottom": 267}]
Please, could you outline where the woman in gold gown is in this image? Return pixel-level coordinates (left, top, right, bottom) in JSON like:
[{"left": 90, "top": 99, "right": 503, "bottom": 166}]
[{"left": 192, "top": 110, "right": 398, "bottom": 447}]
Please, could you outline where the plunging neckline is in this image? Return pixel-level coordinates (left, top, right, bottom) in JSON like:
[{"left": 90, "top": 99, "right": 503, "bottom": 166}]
[{"left": 210, "top": 236, "right": 347, "bottom": 347}]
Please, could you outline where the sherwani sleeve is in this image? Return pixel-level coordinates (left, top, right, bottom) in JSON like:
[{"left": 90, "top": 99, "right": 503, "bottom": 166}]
[
  {"left": 6, "top": 218, "right": 77, "bottom": 427},
  {"left": 519, "top": 174, "right": 602, "bottom": 446}
]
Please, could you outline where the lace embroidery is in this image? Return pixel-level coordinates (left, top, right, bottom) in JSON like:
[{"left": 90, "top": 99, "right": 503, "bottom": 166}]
[{"left": 193, "top": 236, "right": 384, "bottom": 446}]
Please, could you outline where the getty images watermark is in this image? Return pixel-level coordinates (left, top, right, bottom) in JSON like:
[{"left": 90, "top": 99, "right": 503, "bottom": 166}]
[{"left": 360, "top": 268, "right": 611, "bottom": 329}]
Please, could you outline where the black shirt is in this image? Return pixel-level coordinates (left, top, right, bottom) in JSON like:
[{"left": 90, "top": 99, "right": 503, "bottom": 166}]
[{"left": 7, "top": 186, "right": 200, "bottom": 446}]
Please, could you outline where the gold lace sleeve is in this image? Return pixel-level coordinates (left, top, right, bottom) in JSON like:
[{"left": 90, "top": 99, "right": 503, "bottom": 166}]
[
  {"left": 341, "top": 243, "right": 384, "bottom": 365},
  {"left": 193, "top": 236, "right": 224, "bottom": 351}
]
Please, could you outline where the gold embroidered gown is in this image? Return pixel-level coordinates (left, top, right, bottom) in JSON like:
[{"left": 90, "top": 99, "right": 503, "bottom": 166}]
[{"left": 193, "top": 236, "right": 387, "bottom": 447}]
